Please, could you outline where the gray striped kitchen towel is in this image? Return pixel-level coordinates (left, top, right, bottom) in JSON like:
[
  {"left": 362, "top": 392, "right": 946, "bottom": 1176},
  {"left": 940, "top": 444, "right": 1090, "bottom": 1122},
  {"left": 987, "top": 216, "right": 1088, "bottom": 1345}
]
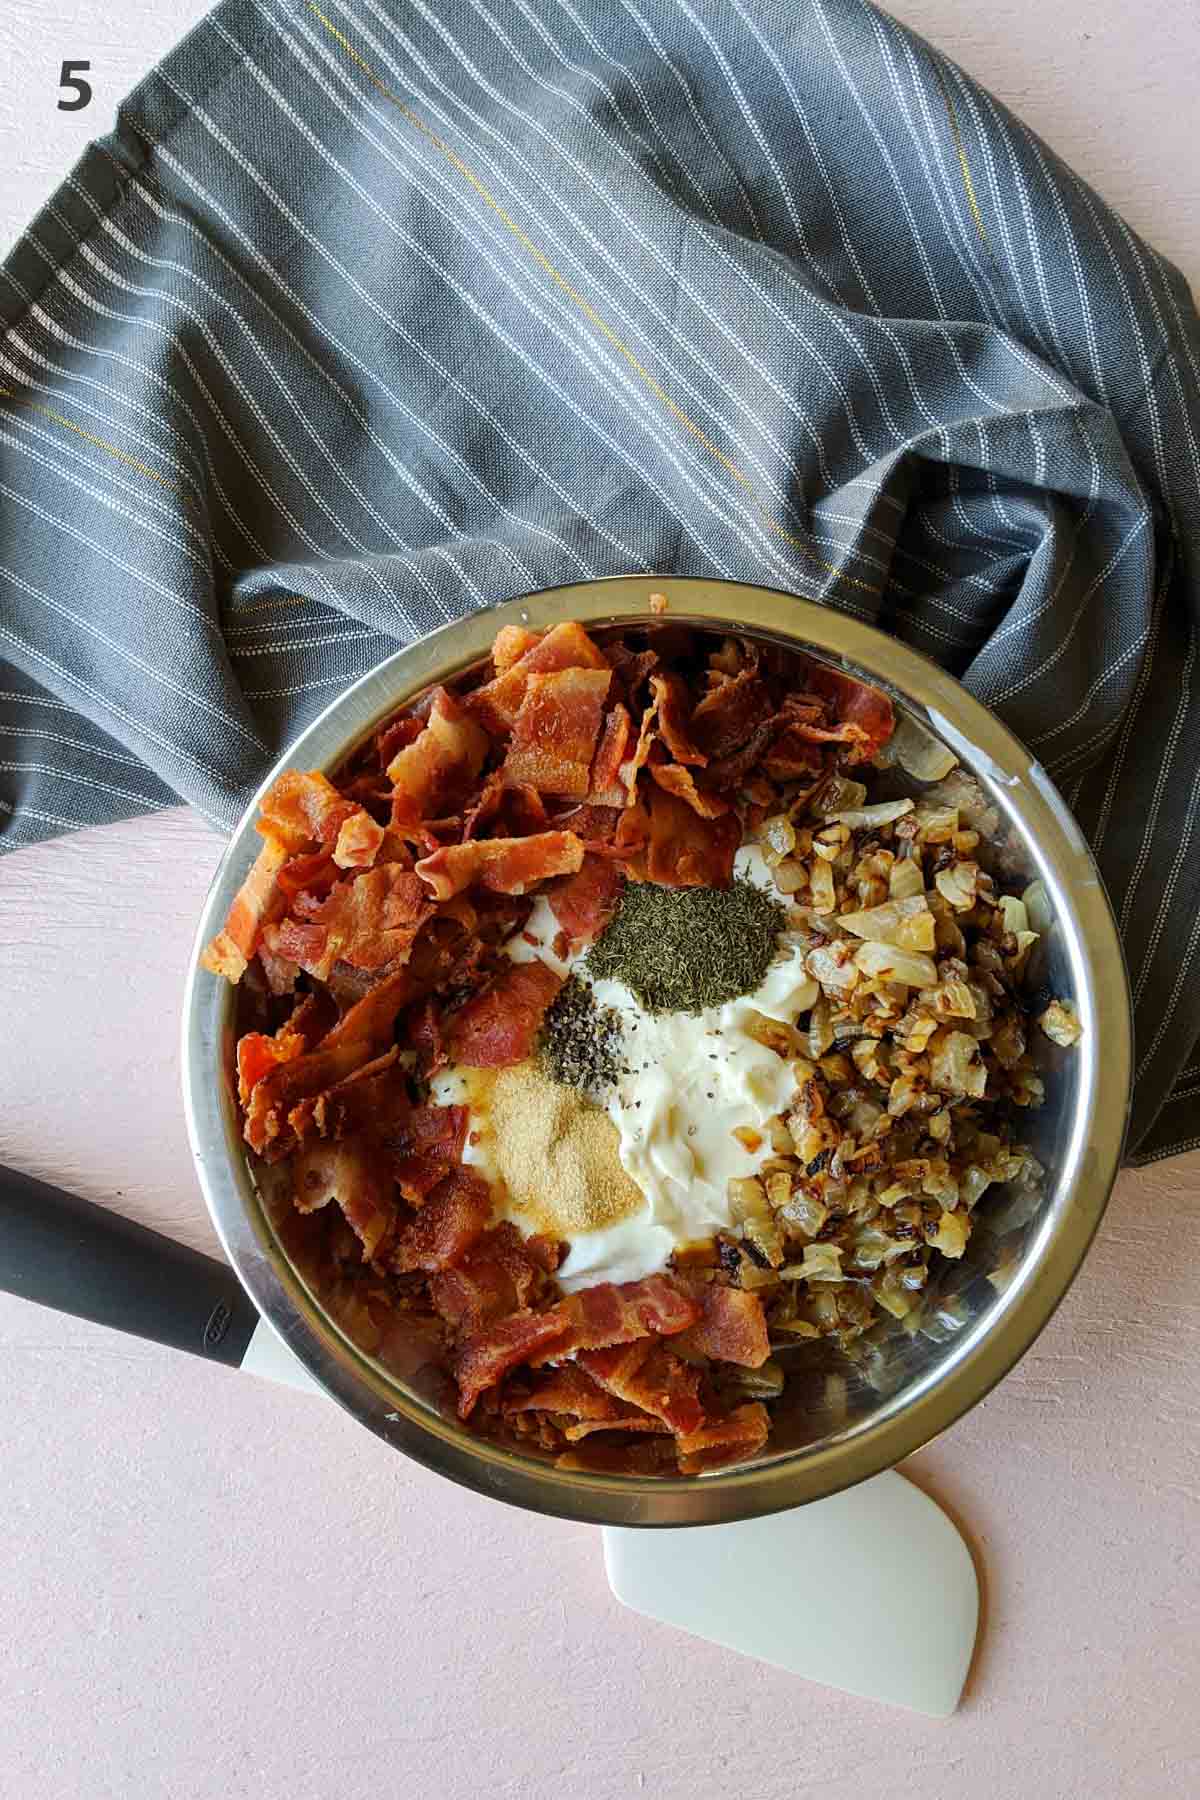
[{"left": 1, "top": 0, "right": 1198, "bottom": 1161}]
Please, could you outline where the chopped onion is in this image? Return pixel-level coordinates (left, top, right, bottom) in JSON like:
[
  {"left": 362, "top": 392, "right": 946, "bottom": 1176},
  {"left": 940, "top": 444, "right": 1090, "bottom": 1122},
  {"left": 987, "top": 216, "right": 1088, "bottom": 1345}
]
[
  {"left": 829, "top": 796, "right": 914, "bottom": 829},
  {"left": 853, "top": 941, "right": 939, "bottom": 988},
  {"left": 889, "top": 714, "right": 959, "bottom": 781},
  {"left": 838, "top": 892, "right": 935, "bottom": 952},
  {"left": 889, "top": 857, "right": 925, "bottom": 900}
]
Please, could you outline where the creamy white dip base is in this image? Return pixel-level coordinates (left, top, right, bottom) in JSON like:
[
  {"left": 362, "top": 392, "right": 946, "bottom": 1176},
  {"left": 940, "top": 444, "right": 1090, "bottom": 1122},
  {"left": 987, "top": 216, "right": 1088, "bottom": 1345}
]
[{"left": 433, "top": 845, "right": 813, "bottom": 1291}]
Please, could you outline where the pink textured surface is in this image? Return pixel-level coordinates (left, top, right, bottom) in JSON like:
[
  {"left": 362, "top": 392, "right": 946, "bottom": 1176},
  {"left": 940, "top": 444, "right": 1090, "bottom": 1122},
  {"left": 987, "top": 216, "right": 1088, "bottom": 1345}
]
[{"left": 3, "top": 4, "right": 1200, "bottom": 1796}]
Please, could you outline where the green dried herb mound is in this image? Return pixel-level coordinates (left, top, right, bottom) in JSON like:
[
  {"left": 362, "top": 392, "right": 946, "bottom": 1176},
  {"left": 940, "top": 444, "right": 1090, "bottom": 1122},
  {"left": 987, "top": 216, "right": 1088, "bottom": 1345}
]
[{"left": 587, "top": 877, "right": 787, "bottom": 1015}]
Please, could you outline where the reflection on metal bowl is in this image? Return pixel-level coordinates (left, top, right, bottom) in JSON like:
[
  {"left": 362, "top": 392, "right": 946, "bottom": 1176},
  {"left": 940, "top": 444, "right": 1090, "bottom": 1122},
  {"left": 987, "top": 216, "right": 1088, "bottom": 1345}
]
[{"left": 183, "top": 576, "right": 1131, "bottom": 1527}]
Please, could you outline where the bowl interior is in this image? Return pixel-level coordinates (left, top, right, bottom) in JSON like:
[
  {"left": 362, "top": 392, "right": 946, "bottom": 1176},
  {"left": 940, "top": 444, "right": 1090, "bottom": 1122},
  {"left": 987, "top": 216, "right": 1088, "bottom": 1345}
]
[{"left": 186, "top": 581, "right": 1130, "bottom": 1524}]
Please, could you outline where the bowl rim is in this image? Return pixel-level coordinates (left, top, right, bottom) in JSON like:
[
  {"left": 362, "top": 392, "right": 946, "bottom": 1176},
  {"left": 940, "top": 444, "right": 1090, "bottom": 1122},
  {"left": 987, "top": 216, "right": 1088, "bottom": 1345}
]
[{"left": 182, "top": 574, "right": 1132, "bottom": 1526}]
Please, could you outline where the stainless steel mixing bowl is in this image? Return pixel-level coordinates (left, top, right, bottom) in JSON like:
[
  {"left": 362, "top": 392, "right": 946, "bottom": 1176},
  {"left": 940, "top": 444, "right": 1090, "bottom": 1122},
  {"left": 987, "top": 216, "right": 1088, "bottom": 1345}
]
[{"left": 183, "top": 576, "right": 1131, "bottom": 1526}]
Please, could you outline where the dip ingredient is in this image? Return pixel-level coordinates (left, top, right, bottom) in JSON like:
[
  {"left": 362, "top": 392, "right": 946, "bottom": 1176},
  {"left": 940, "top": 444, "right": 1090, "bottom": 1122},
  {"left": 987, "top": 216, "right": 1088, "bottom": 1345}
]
[{"left": 586, "top": 876, "right": 787, "bottom": 1014}]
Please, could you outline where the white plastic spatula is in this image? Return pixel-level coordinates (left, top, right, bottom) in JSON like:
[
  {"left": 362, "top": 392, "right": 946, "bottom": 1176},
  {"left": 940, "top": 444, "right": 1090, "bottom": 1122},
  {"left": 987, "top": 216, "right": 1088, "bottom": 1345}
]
[
  {"left": 244, "top": 1324, "right": 979, "bottom": 1715},
  {"left": 603, "top": 1472, "right": 979, "bottom": 1716}
]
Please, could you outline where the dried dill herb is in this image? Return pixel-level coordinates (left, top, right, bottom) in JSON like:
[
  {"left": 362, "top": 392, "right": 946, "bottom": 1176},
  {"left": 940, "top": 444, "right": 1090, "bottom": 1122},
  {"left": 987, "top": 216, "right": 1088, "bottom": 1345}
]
[
  {"left": 586, "top": 878, "right": 786, "bottom": 1014},
  {"left": 540, "top": 974, "right": 625, "bottom": 1097}
]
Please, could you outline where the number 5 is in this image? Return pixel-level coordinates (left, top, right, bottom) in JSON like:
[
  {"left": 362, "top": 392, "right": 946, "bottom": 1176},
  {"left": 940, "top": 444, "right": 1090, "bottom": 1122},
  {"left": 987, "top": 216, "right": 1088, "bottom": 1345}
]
[{"left": 58, "top": 60, "right": 92, "bottom": 111}]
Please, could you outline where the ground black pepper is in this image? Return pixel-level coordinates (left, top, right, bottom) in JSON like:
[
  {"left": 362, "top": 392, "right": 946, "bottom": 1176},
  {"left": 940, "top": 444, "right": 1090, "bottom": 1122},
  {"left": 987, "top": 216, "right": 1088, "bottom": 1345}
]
[
  {"left": 539, "top": 975, "right": 625, "bottom": 1097},
  {"left": 586, "top": 877, "right": 786, "bottom": 1014}
]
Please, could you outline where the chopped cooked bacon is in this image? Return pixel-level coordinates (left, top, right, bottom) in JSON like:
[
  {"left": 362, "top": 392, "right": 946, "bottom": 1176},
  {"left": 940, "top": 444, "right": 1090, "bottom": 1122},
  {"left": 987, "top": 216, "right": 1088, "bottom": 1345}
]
[
  {"left": 276, "top": 850, "right": 340, "bottom": 906},
  {"left": 491, "top": 623, "right": 541, "bottom": 674},
  {"left": 333, "top": 810, "right": 385, "bottom": 870},
  {"left": 236, "top": 1022, "right": 306, "bottom": 1107},
  {"left": 281, "top": 865, "right": 432, "bottom": 979},
  {"left": 550, "top": 1273, "right": 699, "bottom": 1356},
  {"left": 444, "top": 961, "right": 563, "bottom": 1067},
  {"left": 374, "top": 714, "right": 423, "bottom": 770},
  {"left": 429, "top": 1222, "right": 545, "bottom": 1337},
  {"left": 650, "top": 673, "right": 706, "bottom": 766},
  {"left": 621, "top": 695, "right": 660, "bottom": 804},
  {"left": 689, "top": 671, "right": 772, "bottom": 759},
  {"left": 286, "top": 1046, "right": 411, "bottom": 1145},
  {"left": 201, "top": 837, "right": 290, "bottom": 982},
  {"left": 648, "top": 760, "right": 731, "bottom": 820},
  {"left": 580, "top": 1341, "right": 704, "bottom": 1437},
  {"left": 676, "top": 1402, "right": 770, "bottom": 1474},
  {"left": 502, "top": 667, "right": 611, "bottom": 799},
  {"left": 645, "top": 784, "right": 741, "bottom": 887},
  {"left": 546, "top": 854, "right": 625, "bottom": 945},
  {"left": 675, "top": 1284, "right": 770, "bottom": 1368},
  {"left": 799, "top": 660, "right": 895, "bottom": 762},
  {"left": 244, "top": 964, "right": 419, "bottom": 1157},
  {"left": 503, "top": 784, "right": 550, "bottom": 836},
  {"left": 387, "top": 687, "right": 491, "bottom": 824},
  {"left": 415, "top": 831, "right": 584, "bottom": 901},
  {"left": 589, "top": 702, "right": 632, "bottom": 806},
  {"left": 391, "top": 1167, "right": 493, "bottom": 1273},
  {"left": 259, "top": 770, "right": 360, "bottom": 852},
  {"left": 467, "top": 621, "right": 610, "bottom": 735},
  {"left": 553, "top": 803, "right": 622, "bottom": 846},
  {"left": 257, "top": 939, "right": 300, "bottom": 997},
  {"left": 698, "top": 720, "right": 774, "bottom": 793},
  {"left": 761, "top": 722, "right": 827, "bottom": 782},
  {"left": 291, "top": 1139, "right": 396, "bottom": 1261},
  {"left": 604, "top": 642, "right": 660, "bottom": 708},
  {"left": 454, "top": 1309, "right": 574, "bottom": 1417},
  {"left": 504, "top": 1366, "right": 666, "bottom": 1440}
]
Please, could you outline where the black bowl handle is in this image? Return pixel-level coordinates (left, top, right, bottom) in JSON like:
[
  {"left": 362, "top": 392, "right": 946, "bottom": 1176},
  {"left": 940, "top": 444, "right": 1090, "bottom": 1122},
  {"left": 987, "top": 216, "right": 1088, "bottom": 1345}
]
[{"left": 0, "top": 1164, "right": 259, "bottom": 1366}]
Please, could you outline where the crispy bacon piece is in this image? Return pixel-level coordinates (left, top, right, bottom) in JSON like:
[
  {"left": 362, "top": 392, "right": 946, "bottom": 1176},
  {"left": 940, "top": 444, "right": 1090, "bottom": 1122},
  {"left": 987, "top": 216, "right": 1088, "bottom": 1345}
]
[
  {"left": 259, "top": 770, "right": 361, "bottom": 852},
  {"left": 236, "top": 1022, "right": 306, "bottom": 1107},
  {"left": 257, "top": 940, "right": 300, "bottom": 997},
  {"left": 491, "top": 623, "right": 541, "bottom": 674},
  {"left": 698, "top": 720, "right": 774, "bottom": 794},
  {"left": 444, "top": 961, "right": 563, "bottom": 1068},
  {"left": 276, "top": 850, "right": 340, "bottom": 905},
  {"left": 374, "top": 714, "right": 423, "bottom": 770},
  {"left": 648, "top": 760, "right": 731, "bottom": 820},
  {"left": 333, "top": 810, "right": 385, "bottom": 870},
  {"left": 201, "top": 837, "right": 290, "bottom": 982},
  {"left": 504, "top": 1366, "right": 666, "bottom": 1440},
  {"left": 522, "top": 1274, "right": 699, "bottom": 1367},
  {"left": 644, "top": 785, "right": 741, "bottom": 887},
  {"left": 676, "top": 1402, "right": 770, "bottom": 1474},
  {"left": 291, "top": 1138, "right": 396, "bottom": 1261},
  {"left": 545, "top": 854, "right": 625, "bottom": 946},
  {"left": 675, "top": 1284, "right": 770, "bottom": 1368},
  {"left": 280, "top": 865, "right": 432, "bottom": 979},
  {"left": 761, "top": 723, "right": 827, "bottom": 782},
  {"left": 689, "top": 671, "right": 772, "bottom": 759},
  {"left": 244, "top": 965, "right": 418, "bottom": 1157},
  {"left": 621, "top": 695, "right": 659, "bottom": 805},
  {"left": 387, "top": 687, "right": 490, "bottom": 825},
  {"left": 580, "top": 1340, "right": 704, "bottom": 1437},
  {"left": 286, "top": 1045, "right": 411, "bottom": 1145},
  {"left": 799, "top": 660, "right": 895, "bottom": 762},
  {"left": 455, "top": 1309, "right": 575, "bottom": 1417},
  {"left": 650, "top": 673, "right": 706, "bottom": 766},
  {"left": 415, "top": 830, "right": 584, "bottom": 900},
  {"left": 390, "top": 1167, "right": 493, "bottom": 1273},
  {"left": 502, "top": 666, "right": 611, "bottom": 799},
  {"left": 589, "top": 702, "right": 632, "bottom": 806},
  {"left": 467, "top": 621, "right": 610, "bottom": 735},
  {"left": 430, "top": 1223, "right": 551, "bottom": 1335},
  {"left": 553, "top": 803, "right": 622, "bottom": 846}
]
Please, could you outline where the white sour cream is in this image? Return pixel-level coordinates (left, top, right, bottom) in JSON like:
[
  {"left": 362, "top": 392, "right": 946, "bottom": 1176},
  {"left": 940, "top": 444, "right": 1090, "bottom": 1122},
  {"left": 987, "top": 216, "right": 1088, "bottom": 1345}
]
[{"left": 436, "top": 845, "right": 814, "bottom": 1290}]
